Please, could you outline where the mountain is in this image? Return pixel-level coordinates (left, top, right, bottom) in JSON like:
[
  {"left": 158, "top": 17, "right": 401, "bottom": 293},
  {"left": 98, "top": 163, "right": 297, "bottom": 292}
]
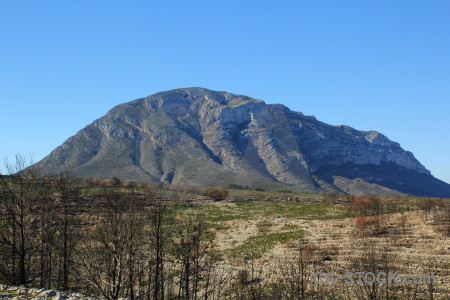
[{"left": 32, "top": 87, "right": 450, "bottom": 197}]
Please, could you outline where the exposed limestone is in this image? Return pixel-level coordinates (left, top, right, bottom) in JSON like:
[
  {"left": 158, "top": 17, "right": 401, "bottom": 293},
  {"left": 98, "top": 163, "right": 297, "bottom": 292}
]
[
  {"left": 31, "top": 87, "right": 450, "bottom": 197},
  {"left": 0, "top": 284, "right": 98, "bottom": 299}
]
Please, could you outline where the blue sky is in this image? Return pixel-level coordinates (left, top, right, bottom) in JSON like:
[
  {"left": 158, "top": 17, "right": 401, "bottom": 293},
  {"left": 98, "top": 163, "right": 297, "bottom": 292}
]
[{"left": 1, "top": 0, "right": 449, "bottom": 183}]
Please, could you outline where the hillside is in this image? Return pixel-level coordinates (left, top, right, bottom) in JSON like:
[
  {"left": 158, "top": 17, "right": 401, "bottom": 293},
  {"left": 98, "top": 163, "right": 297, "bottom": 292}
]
[{"left": 32, "top": 87, "right": 450, "bottom": 197}]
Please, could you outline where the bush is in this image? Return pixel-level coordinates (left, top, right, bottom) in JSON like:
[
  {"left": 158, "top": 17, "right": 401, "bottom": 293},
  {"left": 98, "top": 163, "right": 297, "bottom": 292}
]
[
  {"left": 351, "top": 196, "right": 381, "bottom": 216},
  {"left": 85, "top": 177, "right": 101, "bottom": 186},
  {"left": 227, "top": 183, "right": 251, "bottom": 190},
  {"left": 139, "top": 183, "right": 152, "bottom": 193},
  {"left": 355, "top": 215, "right": 387, "bottom": 236},
  {"left": 123, "top": 181, "right": 136, "bottom": 188},
  {"left": 109, "top": 177, "right": 121, "bottom": 186},
  {"left": 206, "top": 188, "right": 229, "bottom": 201},
  {"left": 417, "top": 197, "right": 435, "bottom": 212},
  {"left": 237, "top": 269, "right": 249, "bottom": 285}
]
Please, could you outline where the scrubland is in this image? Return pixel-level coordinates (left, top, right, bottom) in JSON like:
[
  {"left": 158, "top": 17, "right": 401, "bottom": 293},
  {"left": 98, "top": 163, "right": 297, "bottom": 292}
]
[{"left": 1, "top": 172, "right": 449, "bottom": 299}]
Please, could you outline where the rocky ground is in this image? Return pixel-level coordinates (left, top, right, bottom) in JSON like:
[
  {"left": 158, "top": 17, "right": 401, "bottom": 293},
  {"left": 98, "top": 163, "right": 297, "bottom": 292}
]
[{"left": 0, "top": 285, "right": 99, "bottom": 300}]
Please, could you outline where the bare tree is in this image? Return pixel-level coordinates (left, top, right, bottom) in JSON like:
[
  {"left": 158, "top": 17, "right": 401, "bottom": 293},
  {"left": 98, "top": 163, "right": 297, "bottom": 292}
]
[
  {"left": 76, "top": 191, "right": 147, "bottom": 299},
  {"left": 0, "top": 155, "right": 50, "bottom": 285},
  {"left": 350, "top": 240, "right": 396, "bottom": 300},
  {"left": 228, "top": 251, "right": 267, "bottom": 300},
  {"left": 147, "top": 199, "right": 171, "bottom": 300},
  {"left": 54, "top": 170, "right": 82, "bottom": 290},
  {"left": 172, "top": 213, "right": 216, "bottom": 299},
  {"left": 37, "top": 185, "right": 57, "bottom": 288}
]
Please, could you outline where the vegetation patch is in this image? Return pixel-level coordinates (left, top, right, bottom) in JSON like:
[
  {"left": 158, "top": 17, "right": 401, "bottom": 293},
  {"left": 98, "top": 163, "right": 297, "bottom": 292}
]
[
  {"left": 234, "top": 200, "right": 348, "bottom": 219},
  {"left": 224, "top": 230, "right": 304, "bottom": 259}
]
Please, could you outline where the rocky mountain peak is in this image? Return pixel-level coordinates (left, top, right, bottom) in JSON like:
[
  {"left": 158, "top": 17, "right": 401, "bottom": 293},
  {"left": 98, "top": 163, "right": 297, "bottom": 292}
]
[
  {"left": 32, "top": 88, "right": 450, "bottom": 197},
  {"left": 140, "top": 87, "right": 264, "bottom": 109}
]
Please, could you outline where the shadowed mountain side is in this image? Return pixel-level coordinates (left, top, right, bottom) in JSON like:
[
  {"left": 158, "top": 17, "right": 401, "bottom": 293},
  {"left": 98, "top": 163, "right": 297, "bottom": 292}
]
[{"left": 314, "top": 162, "right": 450, "bottom": 197}]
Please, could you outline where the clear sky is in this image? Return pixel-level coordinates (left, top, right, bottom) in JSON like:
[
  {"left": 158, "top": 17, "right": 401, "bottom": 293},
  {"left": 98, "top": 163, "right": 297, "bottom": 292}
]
[{"left": 1, "top": 0, "right": 449, "bottom": 183}]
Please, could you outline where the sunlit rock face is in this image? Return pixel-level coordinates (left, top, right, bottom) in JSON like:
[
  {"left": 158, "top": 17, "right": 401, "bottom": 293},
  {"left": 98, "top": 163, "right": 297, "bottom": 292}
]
[{"left": 32, "top": 87, "right": 450, "bottom": 197}]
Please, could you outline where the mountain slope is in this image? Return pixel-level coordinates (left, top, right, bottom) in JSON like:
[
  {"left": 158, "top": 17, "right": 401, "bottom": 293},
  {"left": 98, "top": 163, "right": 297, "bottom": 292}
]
[{"left": 33, "top": 87, "right": 450, "bottom": 197}]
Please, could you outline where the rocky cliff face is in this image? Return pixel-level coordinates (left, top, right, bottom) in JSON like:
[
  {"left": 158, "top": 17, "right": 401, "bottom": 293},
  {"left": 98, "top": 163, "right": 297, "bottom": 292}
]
[{"left": 33, "top": 87, "right": 450, "bottom": 197}]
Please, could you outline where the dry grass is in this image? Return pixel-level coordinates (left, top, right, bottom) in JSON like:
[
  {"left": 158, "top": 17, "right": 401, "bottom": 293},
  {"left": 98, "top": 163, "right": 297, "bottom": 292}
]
[{"left": 207, "top": 205, "right": 449, "bottom": 298}]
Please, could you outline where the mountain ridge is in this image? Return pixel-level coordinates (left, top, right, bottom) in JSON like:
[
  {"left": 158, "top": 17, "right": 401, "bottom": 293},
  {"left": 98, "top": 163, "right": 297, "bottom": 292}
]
[{"left": 32, "top": 87, "right": 450, "bottom": 197}]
